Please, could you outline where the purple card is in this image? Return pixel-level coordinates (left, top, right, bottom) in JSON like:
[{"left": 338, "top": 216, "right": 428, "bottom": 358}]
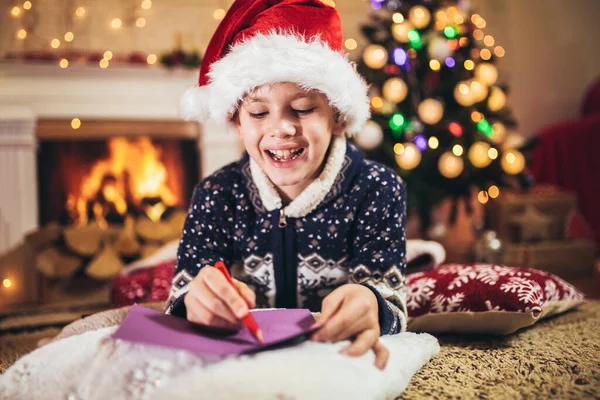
[{"left": 111, "top": 304, "right": 317, "bottom": 357}]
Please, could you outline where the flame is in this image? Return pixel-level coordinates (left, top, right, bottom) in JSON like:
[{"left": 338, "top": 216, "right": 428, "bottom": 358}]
[{"left": 68, "top": 137, "right": 178, "bottom": 226}]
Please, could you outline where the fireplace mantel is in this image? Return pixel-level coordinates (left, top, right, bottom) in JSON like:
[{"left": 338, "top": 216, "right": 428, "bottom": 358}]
[{"left": 0, "top": 62, "right": 241, "bottom": 254}]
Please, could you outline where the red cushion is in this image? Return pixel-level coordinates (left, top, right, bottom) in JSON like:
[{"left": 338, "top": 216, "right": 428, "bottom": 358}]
[
  {"left": 110, "top": 260, "right": 176, "bottom": 307},
  {"left": 406, "top": 264, "right": 586, "bottom": 335}
]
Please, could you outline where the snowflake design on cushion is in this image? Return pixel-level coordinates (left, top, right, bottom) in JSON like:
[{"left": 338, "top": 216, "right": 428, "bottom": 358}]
[{"left": 405, "top": 263, "right": 586, "bottom": 318}]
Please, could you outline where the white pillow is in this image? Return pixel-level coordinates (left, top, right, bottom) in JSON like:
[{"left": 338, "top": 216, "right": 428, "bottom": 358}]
[{"left": 0, "top": 327, "right": 439, "bottom": 400}]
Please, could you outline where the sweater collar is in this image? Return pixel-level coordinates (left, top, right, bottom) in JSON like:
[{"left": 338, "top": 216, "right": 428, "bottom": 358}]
[{"left": 241, "top": 135, "right": 363, "bottom": 217}]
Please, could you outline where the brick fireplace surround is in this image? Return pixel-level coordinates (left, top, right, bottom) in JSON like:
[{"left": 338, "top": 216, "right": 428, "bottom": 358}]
[{"left": 0, "top": 63, "right": 241, "bottom": 256}]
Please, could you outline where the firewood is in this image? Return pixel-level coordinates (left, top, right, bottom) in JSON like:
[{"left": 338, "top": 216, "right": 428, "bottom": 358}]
[
  {"left": 166, "top": 209, "right": 187, "bottom": 240},
  {"left": 24, "top": 221, "right": 62, "bottom": 250},
  {"left": 35, "top": 246, "right": 83, "bottom": 278},
  {"left": 135, "top": 217, "right": 172, "bottom": 242},
  {"left": 85, "top": 243, "right": 124, "bottom": 280},
  {"left": 141, "top": 243, "right": 162, "bottom": 259},
  {"left": 115, "top": 217, "right": 141, "bottom": 257},
  {"left": 64, "top": 224, "right": 103, "bottom": 257}
]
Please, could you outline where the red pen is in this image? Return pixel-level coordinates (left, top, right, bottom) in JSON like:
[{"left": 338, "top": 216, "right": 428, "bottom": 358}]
[{"left": 214, "top": 261, "right": 264, "bottom": 344}]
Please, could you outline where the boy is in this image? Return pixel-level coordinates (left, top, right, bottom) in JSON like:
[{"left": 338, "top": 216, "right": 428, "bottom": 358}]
[{"left": 167, "top": 0, "right": 407, "bottom": 370}]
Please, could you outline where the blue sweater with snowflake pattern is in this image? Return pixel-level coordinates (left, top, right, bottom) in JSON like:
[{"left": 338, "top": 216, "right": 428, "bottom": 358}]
[{"left": 165, "top": 136, "right": 408, "bottom": 335}]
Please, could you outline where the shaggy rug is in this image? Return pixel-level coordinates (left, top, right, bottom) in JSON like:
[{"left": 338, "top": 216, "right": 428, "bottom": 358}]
[{"left": 1, "top": 301, "right": 599, "bottom": 399}]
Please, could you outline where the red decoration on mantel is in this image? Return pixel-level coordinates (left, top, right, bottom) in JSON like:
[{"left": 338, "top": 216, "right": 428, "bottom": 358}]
[{"left": 406, "top": 263, "right": 585, "bottom": 317}]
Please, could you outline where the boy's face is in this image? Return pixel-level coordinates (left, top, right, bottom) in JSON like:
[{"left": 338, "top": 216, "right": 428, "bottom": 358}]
[{"left": 235, "top": 82, "right": 345, "bottom": 200}]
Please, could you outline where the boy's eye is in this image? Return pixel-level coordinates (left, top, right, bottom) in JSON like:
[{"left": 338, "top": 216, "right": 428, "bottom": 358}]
[
  {"left": 293, "top": 107, "right": 316, "bottom": 116},
  {"left": 249, "top": 111, "right": 268, "bottom": 119}
]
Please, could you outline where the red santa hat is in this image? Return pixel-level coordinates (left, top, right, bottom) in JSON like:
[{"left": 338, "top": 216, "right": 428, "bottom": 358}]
[{"left": 180, "top": 0, "right": 370, "bottom": 135}]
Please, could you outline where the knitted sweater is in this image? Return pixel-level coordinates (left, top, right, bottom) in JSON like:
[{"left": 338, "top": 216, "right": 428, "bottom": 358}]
[{"left": 166, "top": 135, "right": 408, "bottom": 334}]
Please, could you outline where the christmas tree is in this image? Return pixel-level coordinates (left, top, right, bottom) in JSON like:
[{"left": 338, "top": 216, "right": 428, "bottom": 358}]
[{"left": 353, "top": 0, "right": 531, "bottom": 236}]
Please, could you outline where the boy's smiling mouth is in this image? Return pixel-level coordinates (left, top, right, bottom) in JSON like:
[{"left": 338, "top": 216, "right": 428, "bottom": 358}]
[{"left": 264, "top": 147, "right": 306, "bottom": 167}]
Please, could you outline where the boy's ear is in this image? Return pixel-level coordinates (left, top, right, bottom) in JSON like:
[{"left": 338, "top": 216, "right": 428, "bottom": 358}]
[{"left": 332, "top": 112, "right": 346, "bottom": 136}]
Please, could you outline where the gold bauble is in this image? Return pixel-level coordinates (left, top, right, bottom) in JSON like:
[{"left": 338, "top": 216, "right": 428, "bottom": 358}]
[
  {"left": 382, "top": 78, "right": 408, "bottom": 104},
  {"left": 501, "top": 149, "right": 525, "bottom": 175},
  {"left": 417, "top": 98, "right": 444, "bottom": 125},
  {"left": 469, "top": 79, "right": 489, "bottom": 103},
  {"left": 475, "top": 63, "right": 498, "bottom": 86},
  {"left": 363, "top": 44, "right": 388, "bottom": 69},
  {"left": 408, "top": 5, "right": 431, "bottom": 29},
  {"left": 395, "top": 143, "right": 421, "bottom": 170},
  {"left": 488, "top": 86, "right": 506, "bottom": 111},
  {"left": 454, "top": 80, "right": 474, "bottom": 106},
  {"left": 468, "top": 141, "right": 492, "bottom": 168},
  {"left": 438, "top": 152, "right": 464, "bottom": 178},
  {"left": 392, "top": 21, "right": 414, "bottom": 43}
]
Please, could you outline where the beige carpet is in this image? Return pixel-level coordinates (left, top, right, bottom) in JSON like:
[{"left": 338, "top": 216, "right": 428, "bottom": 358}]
[{"left": 1, "top": 301, "right": 599, "bottom": 399}]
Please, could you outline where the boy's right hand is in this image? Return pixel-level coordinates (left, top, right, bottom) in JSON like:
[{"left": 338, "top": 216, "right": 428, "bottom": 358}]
[{"left": 184, "top": 266, "right": 256, "bottom": 331}]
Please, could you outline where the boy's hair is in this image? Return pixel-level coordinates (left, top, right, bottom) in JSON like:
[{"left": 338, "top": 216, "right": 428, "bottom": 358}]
[{"left": 180, "top": 0, "right": 370, "bottom": 137}]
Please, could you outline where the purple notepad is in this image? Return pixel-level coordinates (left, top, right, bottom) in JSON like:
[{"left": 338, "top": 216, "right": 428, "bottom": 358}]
[{"left": 111, "top": 304, "right": 317, "bottom": 357}]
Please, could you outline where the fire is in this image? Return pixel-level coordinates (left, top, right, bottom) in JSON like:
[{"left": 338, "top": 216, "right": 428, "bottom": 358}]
[{"left": 67, "top": 137, "right": 179, "bottom": 227}]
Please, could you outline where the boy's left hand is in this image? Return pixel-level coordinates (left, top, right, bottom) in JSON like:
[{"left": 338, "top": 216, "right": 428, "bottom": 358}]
[{"left": 310, "top": 284, "right": 389, "bottom": 370}]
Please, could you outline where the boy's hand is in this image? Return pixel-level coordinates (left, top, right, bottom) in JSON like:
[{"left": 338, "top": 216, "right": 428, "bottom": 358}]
[
  {"left": 310, "top": 284, "right": 389, "bottom": 370},
  {"left": 184, "top": 266, "right": 256, "bottom": 331}
]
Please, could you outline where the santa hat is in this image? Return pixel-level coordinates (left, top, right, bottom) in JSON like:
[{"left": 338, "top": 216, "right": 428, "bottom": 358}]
[{"left": 180, "top": 0, "right": 370, "bottom": 136}]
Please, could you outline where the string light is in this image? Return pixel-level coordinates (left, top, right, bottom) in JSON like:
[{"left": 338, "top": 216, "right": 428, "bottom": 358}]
[
  {"left": 2, "top": 279, "right": 11, "bottom": 288},
  {"left": 392, "top": 13, "right": 404, "bottom": 23},
  {"left": 473, "top": 29, "right": 484, "bottom": 41},
  {"left": 111, "top": 18, "right": 122, "bottom": 29},
  {"left": 389, "top": 113, "right": 405, "bottom": 130},
  {"left": 147, "top": 54, "right": 157, "bottom": 64},
  {"left": 393, "top": 48, "right": 407, "bottom": 65},
  {"left": 471, "top": 111, "right": 483, "bottom": 122},
  {"left": 11, "top": 7, "right": 21, "bottom": 17},
  {"left": 452, "top": 144, "right": 463, "bottom": 156},
  {"left": 371, "top": 96, "right": 383, "bottom": 109},
  {"left": 99, "top": 59, "right": 109, "bottom": 68},
  {"left": 494, "top": 46, "right": 506, "bottom": 57},
  {"left": 488, "top": 148, "right": 498, "bottom": 160},
  {"left": 429, "top": 59, "right": 441, "bottom": 71},
  {"left": 344, "top": 38, "right": 357, "bottom": 50},
  {"left": 136, "top": 17, "right": 146, "bottom": 27},
  {"left": 484, "top": 35, "right": 495, "bottom": 46},
  {"left": 478, "top": 190, "right": 489, "bottom": 204},
  {"left": 71, "top": 118, "right": 81, "bottom": 129},
  {"left": 407, "top": 48, "right": 417, "bottom": 59},
  {"left": 17, "top": 29, "right": 27, "bottom": 39},
  {"left": 394, "top": 143, "right": 405, "bottom": 155},
  {"left": 141, "top": 0, "right": 152, "bottom": 9},
  {"left": 428, "top": 136, "right": 439, "bottom": 149},
  {"left": 59, "top": 59, "right": 69, "bottom": 68},
  {"left": 103, "top": 50, "right": 113, "bottom": 60},
  {"left": 443, "top": 26, "right": 457, "bottom": 39},
  {"left": 480, "top": 49, "right": 492, "bottom": 60},
  {"left": 75, "top": 7, "right": 86, "bottom": 17},
  {"left": 488, "top": 185, "right": 500, "bottom": 198},
  {"left": 64, "top": 32, "right": 74, "bottom": 42},
  {"left": 449, "top": 122, "right": 463, "bottom": 137},
  {"left": 459, "top": 37, "right": 469, "bottom": 47},
  {"left": 464, "top": 60, "right": 475, "bottom": 70},
  {"left": 213, "top": 8, "right": 226, "bottom": 20},
  {"left": 23, "top": 1, "right": 32, "bottom": 10},
  {"left": 51, "top": 38, "right": 60, "bottom": 48}
]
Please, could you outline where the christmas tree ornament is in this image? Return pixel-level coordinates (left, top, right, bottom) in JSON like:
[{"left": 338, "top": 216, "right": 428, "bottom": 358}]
[
  {"left": 363, "top": 44, "right": 388, "bottom": 69},
  {"left": 355, "top": 120, "right": 384, "bottom": 150},
  {"left": 488, "top": 86, "right": 507, "bottom": 111},
  {"left": 469, "top": 79, "right": 489, "bottom": 103},
  {"left": 509, "top": 205, "right": 553, "bottom": 242},
  {"left": 454, "top": 80, "right": 475, "bottom": 106},
  {"left": 382, "top": 77, "right": 409, "bottom": 103},
  {"left": 395, "top": 143, "right": 422, "bottom": 170},
  {"left": 392, "top": 21, "right": 414, "bottom": 43},
  {"left": 468, "top": 141, "right": 492, "bottom": 168},
  {"left": 428, "top": 35, "right": 453, "bottom": 60},
  {"left": 417, "top": 98, "right": 444, "bottom": 124},
  {"left": 474, "top": 62, "right": 498, "bottom": 86},
  {"left": 438, "top": 152, "right": 464, "bottom": 178},
  {"left": 501, "top": 149, "right": 525, "bottom": 175},
  {"left": 408, "top": 5, "right": 431, "bottom": 29}
]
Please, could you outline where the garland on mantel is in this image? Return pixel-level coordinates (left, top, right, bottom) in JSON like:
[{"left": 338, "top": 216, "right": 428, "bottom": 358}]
[{"left": 2, "top": 48, "right": 202, "bottom": 69}]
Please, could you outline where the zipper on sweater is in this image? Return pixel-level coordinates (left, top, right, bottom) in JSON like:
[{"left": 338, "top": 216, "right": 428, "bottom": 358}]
[{"left": 278, "top": 208, "right": 287, "bottom": 228}]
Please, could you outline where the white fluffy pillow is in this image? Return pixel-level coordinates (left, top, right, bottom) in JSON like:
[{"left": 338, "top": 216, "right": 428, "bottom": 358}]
[{"left": 0, "top": 327, "right": 439, "bottom": 400}]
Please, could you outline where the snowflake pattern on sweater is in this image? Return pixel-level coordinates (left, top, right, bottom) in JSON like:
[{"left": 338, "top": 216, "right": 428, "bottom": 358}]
[{"left": 165, "top": 136, "right": 408, "bottom": 334}]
